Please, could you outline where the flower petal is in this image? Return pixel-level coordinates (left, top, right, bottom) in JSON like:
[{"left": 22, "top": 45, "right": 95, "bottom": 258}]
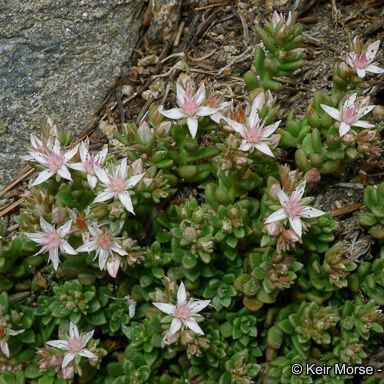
[
  {"left": 352, "top": 120, "right": 374, "bottom": 128},
  {"left": 176, "top": 82, "right": 187, "bottom": 108},
  {"left": 0, "top": 340, "right": 10, "bottom": 358},
  {"left": 320, "top": 105, "right": 341, "bottom": 121},
  {"left": 357, "top": 68, "right": 366, "bottom": 78},
  {"left": 40, "top": 217, "right": 55, "bottom": 233},
  {"left": 177, "top": 282, "right": 187, "bottom": 305},
  {"left": 118, "top": 158, "right": 128, "bottom": 179},
  {"left": 365, "top": 40, "right": 380, "bottom": 62},
  {"left": 107, "top": 257, "right": 120, "bottom": 277},
  {"left": 97, "top": 249, "right": 109, "bottom": 270},
  {"left": 196, "top": 106, "right": 217, "bottom": 117},
  {"left": 225, "top": 118, "right": 245, "bottom": 135},
  {"left": 239, "top": 141, "right": 252, "bottom": 152},
  {"left": 94, "top": 166, "right": 110, "bottom": 185},
  {"left": 67, "top": 162, "right": 85, "bottom": 172},
  {"left": 110, "top": 243, "right": 128, "bottom": 256},
  {"left": 300, "top": 206, "right": 325, "bottom": 218},
  {"left": 184, "top": 319, "right": 204, "bottom": 335},
  {"left": 339, "top": 122, "right": 351, "bottom": 137},
  {"left": 194, "top": 83, "right": 206, "bottom": 106},
  {"left": 57, "top": 165, "right": 72, "bottom": 181},
  {"left": 254, "top": 142, "right": 274, "bottom": 157},
  {"left": 118, "top": 192, "right": 134, "bottom": 214},
  {"left": 127, "top": 173, "right": 145, "bottom": 188},
  {"left": 292, "top": 181, "right": 306, "bottom": 201},
  {"left": 58, "top": 220, "right": 72, "bottom": 237},
  {"left": 62, "top": 352, "right": 76, "bottom": 368},
  {"left": 153, "top": 302, "right": 175, "bottom": 316},
  {"left": 343, "top": 93, "right": 357, "bottom": 110},
  {"left": 64, "top": 144, "right": 79, "bottom": 162},
  {"left": 61, "top": 241, "right": 77, "bottom": 255},
  {"left": 187, "top": 117, "right": 198, "bottom": 138},
  {"left": 93, "top": 191, "right": 115, "bottom": 204},
  {"left": 87, "top": 175, "right": 98, "bottom": 189},
  {"left": 277, "top": 189, "right": 289, "bottom": 206},
  {"left": 48, "top": 248, "right": 60, "bottom": 271},
  {"left": 365, "top": 64, "right": 384, "bottom": 74},
  {"left": 79, "top": 349, "right": 97, "bottom": 360},
  {"left": 69, "top": 322, "right": 80, "bottom": 340},
  {"left": 46, "top": 340, "right": 70, "bottom": 350},
  {"left": 265, "top": 208, "right": 288, "bottom": 224},
  {"left": 289, "top": 216, "right": 302, "bottom": 238},
  {"left": 188, "top": 299, "right": 210, "bottom": 314},
  {"left": 262, "top": 120, "right": 281, "bottom": 138},
  {"left": 160, "top": 107, "right": 186, "bottom": 120},
  {"left": 77, "top": 241, "right": 98, "bottom": 253},
  {"left": 32, "top": 170, "right": 54, "bottom": 186},
  {"left": 81, "top": 331, "right": 94, "bottom": 346},
  {"left": 357, "top": 105, "right": 375, "bottom": 119},
  {"left": 169, "top": 318, "right": 182, "bottom": 336}
]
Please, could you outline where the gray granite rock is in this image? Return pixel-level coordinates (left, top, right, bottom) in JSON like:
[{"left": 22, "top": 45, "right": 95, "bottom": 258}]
[{"left": 0, "top": 0, "right": 142, "bottom": 188}]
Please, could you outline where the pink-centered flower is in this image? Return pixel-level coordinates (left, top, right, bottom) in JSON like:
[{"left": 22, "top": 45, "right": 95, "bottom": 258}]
[
  {"left": 159, "top": 82, "right": 218, "bottom": 138},
  {"left": 46, "top": 322, "right": 97, "bottom": 369},
  {"left": 76, "top": 223, "right": 127, "bottom": 277},
  {"left": 0, "top": 318, "right": 24, "bottom": 358},
  {"left": 346, "top": 38, "right": 384, "bottom": 78},
  {"left": 225, "top": 97, "right": 281, "bottom": 157},
  {"left": 271, "top": 11, "right": 293, "bottom": 31},
  {"left": 27, "top": 138, "right": 79, "bottom": 186},
  {"left": 24, "top": 218, "right": 77, "bottom": 271},
  {"left": 93, "top": 158, "right": 145, "bottom": 214},
  {"left": 153, "top": 282, "right": 210, "bottom": 340},
  {"left": 68, "top": 138, "right": 108, "bottom": 189},
  {"left": 321, "top": 93, "right": 375, "bottom": 137},
  {"left": 265, "top": 181, "right": 325, "bottom": 238}
]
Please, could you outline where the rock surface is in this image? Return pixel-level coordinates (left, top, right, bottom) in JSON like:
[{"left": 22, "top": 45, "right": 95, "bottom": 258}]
[{"left": 0, "top": 0, "right": 143, "bottom": 188}]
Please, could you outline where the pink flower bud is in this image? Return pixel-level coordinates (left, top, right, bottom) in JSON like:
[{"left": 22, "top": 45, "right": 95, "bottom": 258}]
[
  {"left": 270, "top": 184, "right": 281, "bottom": 199},
  {"left": 51, "top": 207, "right": 65, "bottom": 225},
  {"left": 137, "top": 122, "right": 154, "bottom": 145},
  {"left": 304, "top": 168, "right": 321, "bottom": 184},
  {"left": 282, "top": 229, "right": 300, "bottom": 243},
  {"left": 266, "top": 222, "right": 282, "bottom": 236},
  {"left": 342, "top": 134, "right": 355, "bottom": 144}
]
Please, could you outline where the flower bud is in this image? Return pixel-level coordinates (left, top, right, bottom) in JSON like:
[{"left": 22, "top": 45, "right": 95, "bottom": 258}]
[
  {"left": 269, "top": 183, "right": 281, "bottom": 199},
  {"left": 266, "top": 222, "right": 282, "bottom": 237},
  {"left": 137, "top": 122, "right": 154, "bottom": 145},
  {"left": 51, "top": 207, "right": 65, "bottom": 225},
  {"left": 342, "top": 134, "right": 355, "bottom": 144},
  {"left": 282, "top": 229, "right": 300, "bottom": 243},
  {"left": 304, "top": 168, "right": 321, "bottom": 184}
]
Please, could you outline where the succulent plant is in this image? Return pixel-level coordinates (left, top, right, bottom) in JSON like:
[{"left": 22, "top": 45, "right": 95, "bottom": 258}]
[{"left": 244, "top": 11, "right": 304, "bottom": 92}]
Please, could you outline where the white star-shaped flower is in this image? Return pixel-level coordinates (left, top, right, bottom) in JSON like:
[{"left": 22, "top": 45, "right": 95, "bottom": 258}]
[
  {"left": 321, "top": 93, "right": 375, "bottom": 137},
  {"left": 346, "top": 38, "right": 384, "bottom": 78},
  {"left": 0, "top": 320, "right": 24, "bottom": 358},
  {"left": 153, "top": 282, "right": 210, "bottom": 341},
  {"left": 93, "top": 158, "right": 145, "bottom": 214},
  {"left": 26, "top": 137, "right": 79, "bottom": 186},
  {"left": 68, "top": 138, "right": 108, "bottom": 189},
  {"left": 76, "top": 222, "right": 127, "bottom": 277},
  {"left": 159, "top": 82, "right": 218, "bottom": 138},
  {"left": 265, "top": 181, "right": 325, "bottom": 238},
  {"left": 46, "top": 322, "right": 97, "bottom": 369},
  {"left": 24, "top": 218, "right": 77, "bottom": 270},
  {"left": 225, "top": 97, "right": 281, "bottom": 157}
]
